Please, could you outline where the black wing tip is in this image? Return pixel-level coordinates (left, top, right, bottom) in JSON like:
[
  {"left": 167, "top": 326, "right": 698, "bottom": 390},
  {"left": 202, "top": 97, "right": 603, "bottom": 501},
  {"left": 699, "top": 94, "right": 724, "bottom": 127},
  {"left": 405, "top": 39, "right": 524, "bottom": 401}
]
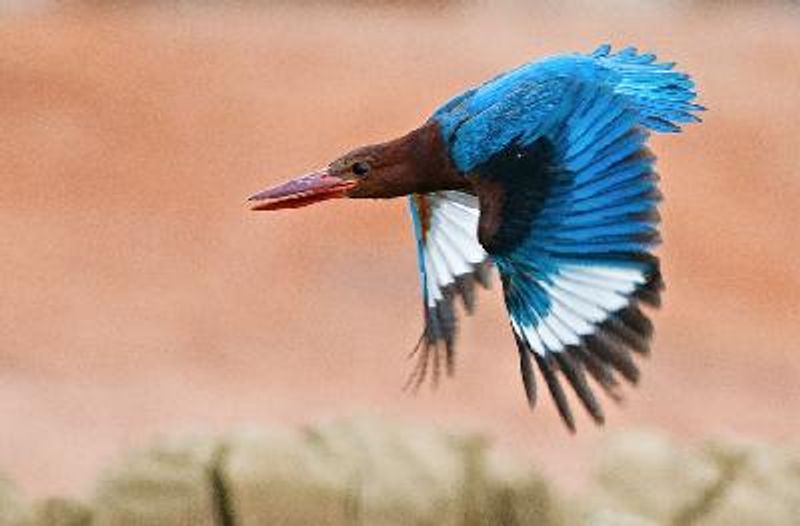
[
  {"left": 636, "top": 256, "right": 665, "bottom": 308},
  {"left": 533, "top": 353, "right": 577, "bottom": 432},
  {"left": 554, "top": 352, "right": 605, "bottom": 425},
  {"left": 572, "top": 344, "right": 624, "bottom": 402},
  {"left": 474, "top": 260, "right": 494, "bottom": 289},
  {"left": 407, "top": 260, "right": 493, "bottom": 391},
  {"left": 403, "top": 335, "right": 429, "bottom": 394},
  {"left": 513, "top": 298, "right": 658, "bottom": 431},
  {"left": 513, "top": 330, "right": 538, "bottom": 409},
  {"left": 506, "top": 252, "right": 659, "bottom": 430},
  {"left": 404, "top": 331, "right": 457, "bottom": 394}
]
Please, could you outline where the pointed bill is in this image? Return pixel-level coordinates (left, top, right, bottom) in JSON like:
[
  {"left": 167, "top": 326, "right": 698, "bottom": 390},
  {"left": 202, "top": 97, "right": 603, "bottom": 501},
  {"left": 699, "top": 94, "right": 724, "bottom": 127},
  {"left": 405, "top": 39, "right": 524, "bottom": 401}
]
[{"left": 248, "top": 169, "right": 356, "bottom": 211}]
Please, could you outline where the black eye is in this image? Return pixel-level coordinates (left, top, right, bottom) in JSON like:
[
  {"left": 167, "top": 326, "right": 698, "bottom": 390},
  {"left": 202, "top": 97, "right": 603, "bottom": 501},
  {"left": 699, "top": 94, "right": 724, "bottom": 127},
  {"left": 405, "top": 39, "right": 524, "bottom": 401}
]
[{"left": 351, "top": 161, "right": 370, "bottom": 176}]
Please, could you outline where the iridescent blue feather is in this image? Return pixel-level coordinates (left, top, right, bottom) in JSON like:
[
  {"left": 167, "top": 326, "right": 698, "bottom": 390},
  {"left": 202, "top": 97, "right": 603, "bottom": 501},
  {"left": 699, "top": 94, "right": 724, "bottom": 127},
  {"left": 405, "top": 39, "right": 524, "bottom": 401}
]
[{"left": 407, "top": 45, "right": 702, "bottom": 427}]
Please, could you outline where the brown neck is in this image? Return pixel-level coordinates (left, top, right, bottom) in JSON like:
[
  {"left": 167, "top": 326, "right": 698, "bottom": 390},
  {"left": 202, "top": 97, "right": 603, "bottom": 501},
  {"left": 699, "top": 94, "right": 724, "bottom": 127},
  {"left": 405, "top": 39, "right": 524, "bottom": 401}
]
[{"left": 347, "top": 121, "right": 468, "bottom": 199}]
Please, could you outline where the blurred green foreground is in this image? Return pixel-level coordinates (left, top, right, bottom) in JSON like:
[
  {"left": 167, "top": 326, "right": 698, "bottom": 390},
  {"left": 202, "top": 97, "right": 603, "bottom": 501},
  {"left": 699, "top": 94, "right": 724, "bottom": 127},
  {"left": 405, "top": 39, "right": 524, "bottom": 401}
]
[{"left": 1, "top": 418, "right": 798, "bottom": 525}]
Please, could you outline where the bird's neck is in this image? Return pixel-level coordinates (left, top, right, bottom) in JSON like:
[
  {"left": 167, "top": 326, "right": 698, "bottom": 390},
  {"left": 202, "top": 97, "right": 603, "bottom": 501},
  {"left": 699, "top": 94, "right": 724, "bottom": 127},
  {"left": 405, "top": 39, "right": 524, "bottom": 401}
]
[
  {"left": 350, "top": 121, "right": 468, "bottom": 199},
  {"left": 403, "top": 121, "right": 468, "bottom": 194}
]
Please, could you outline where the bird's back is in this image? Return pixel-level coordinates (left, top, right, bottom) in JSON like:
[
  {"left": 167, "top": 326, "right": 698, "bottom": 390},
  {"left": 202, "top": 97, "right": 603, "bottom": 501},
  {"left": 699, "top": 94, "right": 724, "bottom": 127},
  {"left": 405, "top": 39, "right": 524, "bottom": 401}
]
[{"left": 433, "top": 46, "right": 702, "bottom": 172}]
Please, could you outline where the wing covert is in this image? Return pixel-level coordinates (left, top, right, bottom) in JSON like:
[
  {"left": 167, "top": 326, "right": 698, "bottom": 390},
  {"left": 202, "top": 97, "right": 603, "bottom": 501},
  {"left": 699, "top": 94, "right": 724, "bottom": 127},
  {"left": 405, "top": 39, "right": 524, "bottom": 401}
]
[{"left": 438, "top": 45, "right": 703, "bottom": 173}]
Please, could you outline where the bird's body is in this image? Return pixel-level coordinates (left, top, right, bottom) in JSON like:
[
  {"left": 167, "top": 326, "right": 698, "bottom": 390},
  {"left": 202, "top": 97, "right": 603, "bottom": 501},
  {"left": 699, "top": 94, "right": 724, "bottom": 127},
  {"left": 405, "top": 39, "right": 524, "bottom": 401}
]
[{"left": 250, "top": 45, "right": 703, "bottom": 430}]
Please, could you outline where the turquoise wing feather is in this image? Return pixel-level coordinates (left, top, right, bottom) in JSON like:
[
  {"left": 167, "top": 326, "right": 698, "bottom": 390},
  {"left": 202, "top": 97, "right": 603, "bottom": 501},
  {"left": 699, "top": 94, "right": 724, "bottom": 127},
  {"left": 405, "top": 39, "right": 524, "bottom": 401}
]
[
  {"left": 435, "top": 44, "right": 703, "bottom": 171},
  {"left": 429, "top": 45, "right": 702, "bottom": 429}
]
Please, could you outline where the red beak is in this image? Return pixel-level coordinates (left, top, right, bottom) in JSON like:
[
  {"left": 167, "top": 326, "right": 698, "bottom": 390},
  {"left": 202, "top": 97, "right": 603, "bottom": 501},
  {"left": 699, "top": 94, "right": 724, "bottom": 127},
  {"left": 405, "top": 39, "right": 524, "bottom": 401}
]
[{"left": 247, "top": 169, "right": 357, "bottom": 211}]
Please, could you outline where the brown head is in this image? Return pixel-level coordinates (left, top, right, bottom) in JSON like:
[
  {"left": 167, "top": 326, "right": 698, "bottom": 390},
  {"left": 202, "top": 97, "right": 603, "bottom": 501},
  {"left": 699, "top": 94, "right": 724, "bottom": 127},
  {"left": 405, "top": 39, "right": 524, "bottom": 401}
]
[{"left": 248, "top": 121, "right": 467, "bottom": 211}]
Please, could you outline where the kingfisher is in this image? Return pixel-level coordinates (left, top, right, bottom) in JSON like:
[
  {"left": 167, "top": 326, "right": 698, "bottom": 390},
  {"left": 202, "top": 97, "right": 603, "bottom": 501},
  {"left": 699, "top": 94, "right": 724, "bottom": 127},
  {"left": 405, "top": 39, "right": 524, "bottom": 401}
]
[{"left": 249, "top": 45, "right": 703, "bottom": 431}]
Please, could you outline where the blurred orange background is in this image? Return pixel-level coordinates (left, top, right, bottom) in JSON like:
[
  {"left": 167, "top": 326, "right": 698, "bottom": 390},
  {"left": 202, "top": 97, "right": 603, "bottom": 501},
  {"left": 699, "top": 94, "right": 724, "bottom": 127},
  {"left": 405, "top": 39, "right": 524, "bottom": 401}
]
[{"left": 0, "top": 0, "right": 798, "bottom": 498}]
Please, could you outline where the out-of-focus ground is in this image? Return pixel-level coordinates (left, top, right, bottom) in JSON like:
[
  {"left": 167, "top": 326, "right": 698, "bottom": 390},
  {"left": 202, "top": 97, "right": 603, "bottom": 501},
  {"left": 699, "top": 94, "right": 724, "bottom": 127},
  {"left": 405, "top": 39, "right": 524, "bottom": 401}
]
[
  {"left": 0, "top": 0, "right": 798, "bottom": 499},
  {"left": 6, "top": 418, "right": 799, "bottom": 525}
]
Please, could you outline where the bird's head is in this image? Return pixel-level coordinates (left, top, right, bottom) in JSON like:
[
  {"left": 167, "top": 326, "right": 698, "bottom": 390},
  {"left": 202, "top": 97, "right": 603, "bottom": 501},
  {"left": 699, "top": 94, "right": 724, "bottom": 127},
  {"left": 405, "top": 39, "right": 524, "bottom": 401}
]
[
  {"left": 248, "top": 123, "right": 466, "bottom": 211},
  {"left": 247, "top": 145, "right": 389, "bottom": 211}
]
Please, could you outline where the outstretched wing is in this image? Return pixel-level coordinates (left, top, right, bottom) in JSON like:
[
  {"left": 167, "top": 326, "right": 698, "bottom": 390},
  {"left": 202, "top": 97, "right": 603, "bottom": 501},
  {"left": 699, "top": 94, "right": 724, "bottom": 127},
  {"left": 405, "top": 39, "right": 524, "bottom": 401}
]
[
  {"left": 439, "top": 45, "right": 703, "bottom": 172},
  {"left": 407, "top": 191, "right": 492, "bottom": 388},
  {"left": 437, "top": 46, "right": 702, "bottom": 430},
  {"left": 473, "top": 80, "right": 664, "bottom": 431}
]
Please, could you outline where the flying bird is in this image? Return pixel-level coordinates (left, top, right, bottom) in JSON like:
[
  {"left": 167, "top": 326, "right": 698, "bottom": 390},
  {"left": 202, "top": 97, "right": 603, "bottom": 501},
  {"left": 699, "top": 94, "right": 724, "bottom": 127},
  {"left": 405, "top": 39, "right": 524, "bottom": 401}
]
[{"left": 249, "top": 45, "right": 703, "bottom": 431}]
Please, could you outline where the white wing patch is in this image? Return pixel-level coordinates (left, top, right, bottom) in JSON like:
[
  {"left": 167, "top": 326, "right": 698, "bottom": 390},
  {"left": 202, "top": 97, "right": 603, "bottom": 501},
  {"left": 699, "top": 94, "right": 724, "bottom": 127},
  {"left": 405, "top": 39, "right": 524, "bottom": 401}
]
[
  {"left": 407, "top": 190, "right": 492, "bottom": 388},
  {"left": 514, "top": 263, "right": 646, "bottom": 356},
  {"left": 420, "top": 191, "right": 487, "bottom": 305}
]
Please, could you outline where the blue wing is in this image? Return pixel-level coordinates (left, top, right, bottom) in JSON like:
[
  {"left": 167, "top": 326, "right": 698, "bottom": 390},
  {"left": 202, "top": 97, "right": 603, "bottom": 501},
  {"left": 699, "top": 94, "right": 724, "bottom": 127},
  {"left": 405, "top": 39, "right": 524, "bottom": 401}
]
[
  {"left": 435, "top": 44, "right": 703, "bottom": 172},
  {"left": 434, "top": 46, "right": 702, "bottom": 430},
  {"left": 407, "top": 191, "right": 491, "bottom": 389}
]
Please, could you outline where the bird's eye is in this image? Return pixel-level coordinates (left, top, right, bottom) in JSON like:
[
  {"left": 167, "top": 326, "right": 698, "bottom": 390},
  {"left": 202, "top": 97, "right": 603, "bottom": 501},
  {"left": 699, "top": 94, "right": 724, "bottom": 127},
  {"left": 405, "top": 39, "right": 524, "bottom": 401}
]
[{"left": 351, "top": 161, "right": 370, "bottom": 176}]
